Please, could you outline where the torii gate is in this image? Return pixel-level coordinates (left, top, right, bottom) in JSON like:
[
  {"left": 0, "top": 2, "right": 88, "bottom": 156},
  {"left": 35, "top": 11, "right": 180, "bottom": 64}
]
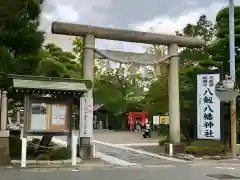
[{"left": 51, "top": 22, "right": 204, "bottom": 159}]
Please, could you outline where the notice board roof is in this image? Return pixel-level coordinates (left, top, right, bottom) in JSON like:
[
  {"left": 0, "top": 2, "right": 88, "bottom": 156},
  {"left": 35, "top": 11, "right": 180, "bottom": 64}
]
[{"left": 4, "top": 74, "right": 92, "bottom": 94}]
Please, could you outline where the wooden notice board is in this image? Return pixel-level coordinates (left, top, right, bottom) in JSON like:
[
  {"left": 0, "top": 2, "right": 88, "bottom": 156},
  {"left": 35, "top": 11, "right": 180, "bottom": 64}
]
[{"left": 49, "top": 103, "right": 68, "bottom": 131}]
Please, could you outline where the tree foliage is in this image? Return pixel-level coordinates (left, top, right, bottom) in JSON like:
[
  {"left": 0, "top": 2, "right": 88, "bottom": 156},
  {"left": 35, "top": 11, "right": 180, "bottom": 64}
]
[
  {"left": 93, "top": 66, "right": 145, "bottom": 115},
  {"left": 210, "top": 6, "right": 240, "bottom": 83},
  {"left": 0, "top": 0, "right": 44, "bottom": 75},
  {"left": 37, "top": 43, "right": 81, "bottom": 78}
]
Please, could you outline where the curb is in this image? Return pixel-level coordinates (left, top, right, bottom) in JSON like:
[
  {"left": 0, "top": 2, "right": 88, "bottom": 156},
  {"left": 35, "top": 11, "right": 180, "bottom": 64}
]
[
  {"left": 157, "top": 153, "right": 194, "bottom": 161},
  {"left": 11, "top": 159, "right": 83, "bottom": 166},
  {"left": 191, "top": 161, "right": 240, "bottom": 166},
  {"left": 0, "top": 163, "right": 110, "bottom": 171}
]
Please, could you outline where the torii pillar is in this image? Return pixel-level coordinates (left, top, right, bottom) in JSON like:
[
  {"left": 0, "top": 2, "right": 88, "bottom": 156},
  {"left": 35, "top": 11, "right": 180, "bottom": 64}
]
[
  {"left": 0, "top": 91, "right": 11, "bottom": 165},
  {"left": 51, "top": 22, "right": 204, "bottom": 157}
]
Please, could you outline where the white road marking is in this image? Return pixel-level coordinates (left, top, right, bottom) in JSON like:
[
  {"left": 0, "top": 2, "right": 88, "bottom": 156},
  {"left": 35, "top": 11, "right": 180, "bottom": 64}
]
[
  {"left": 92, "top": 140, "right": 187, "bottom": 163},
  {"left": 116, "top": 143, "right": 159, "bottom": 147},
  {"left": 70, "top": 169, "right": 79, "bottom": 172},
  {"left": 144, "top": 164, "right": 176, "bottom": 168},
  {"left": 96, "top": 152, "right": 140, "bottom": 166},
  {"left": 215, "top": 166, "right": 235, "bottom": 170}
]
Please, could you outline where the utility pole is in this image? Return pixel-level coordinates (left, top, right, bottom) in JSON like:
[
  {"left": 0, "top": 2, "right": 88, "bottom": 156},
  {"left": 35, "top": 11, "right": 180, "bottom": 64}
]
[{"left": 229, "top": 0, "right": 237, "bottom": 159}]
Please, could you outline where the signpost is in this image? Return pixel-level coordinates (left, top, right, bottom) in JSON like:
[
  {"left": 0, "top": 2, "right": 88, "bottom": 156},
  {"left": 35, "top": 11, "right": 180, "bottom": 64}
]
[
  {"left": 152, "top": 115, "right": 169, "bottom": 125},
  {"left": 215, "top": 76, "right": 239, "bottom": 158},
  {"left": 197, "top": 73, "right": 221, "bottom": 140},
  {"left": 152, "top": 115, "right": 169, "bottom": 132},
  {"left": 160, "top": 116, "right": 169, "bottom": 125},
  {"left": 153, "top": 116, "right": 160, "bottom": 125},
  {"left": 215, "top": 77, "right": 239, "bottom": 102},
  {"left": 229, "top": 0, "right": 237, "bottom": 159},
  {"left": 80, "top": 96, "right": 93, "bottom": 137}
]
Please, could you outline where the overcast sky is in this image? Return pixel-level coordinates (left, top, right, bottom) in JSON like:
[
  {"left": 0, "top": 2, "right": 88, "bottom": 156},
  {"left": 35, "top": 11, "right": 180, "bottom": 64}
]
[{"left": 40, "top": 0, "right": 240, "bottom": 52}]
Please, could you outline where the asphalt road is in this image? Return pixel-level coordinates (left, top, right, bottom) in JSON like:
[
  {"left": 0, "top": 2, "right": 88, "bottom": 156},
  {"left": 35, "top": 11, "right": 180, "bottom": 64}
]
[
  {"left": 24, "top": 131, "right": 240, "bottom": 180},
  {"left": 1, "top": 164, "right": 240, "bottom": 180}
]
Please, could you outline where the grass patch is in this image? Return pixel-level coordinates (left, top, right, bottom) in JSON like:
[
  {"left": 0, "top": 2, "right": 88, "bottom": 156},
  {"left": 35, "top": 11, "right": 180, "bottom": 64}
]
[
  {"left": 158, "top": 133, "right": 190, "bottom": 146},
  {"left": 185, "top": 140, "right": 227, "bottom": 156}
]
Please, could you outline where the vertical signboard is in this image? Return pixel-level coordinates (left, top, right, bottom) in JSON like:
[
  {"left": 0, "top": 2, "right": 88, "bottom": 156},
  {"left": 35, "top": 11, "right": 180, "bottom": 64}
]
[
  {"left": 80, "top": 95, "right": 93, "bottom": 137},
  {"left": 153, "top": 116, "right": 160, "bottom": 125},
  {"left": 197, "top": 73, "right": 221, "bottom": 140}
]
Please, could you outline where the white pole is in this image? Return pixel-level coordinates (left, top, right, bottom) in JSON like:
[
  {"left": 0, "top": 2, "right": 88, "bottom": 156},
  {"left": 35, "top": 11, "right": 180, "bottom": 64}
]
[
  {"left": 72, "top": 135, "right": 77, "bottom": 166},
  {"left": 229, "top": 0, "right": 235, "bottom": 80},
  {"left": 21, "top": 138, "right": 27, "bottom": 167},
  {"left": 92, "top": 144, "right": 96, "bottom": 158},
  {"left": 20, "top": 125, "right": 24, "bottom": 140},
  {"left": 169, "top": 143, "right": 173, "bottom": 156}
]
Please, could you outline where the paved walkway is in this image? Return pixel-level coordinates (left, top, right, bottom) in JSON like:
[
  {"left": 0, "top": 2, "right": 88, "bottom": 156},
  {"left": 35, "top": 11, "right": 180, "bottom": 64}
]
[
  {"left": 54, "top": 131, "right": 184, "bottom": 166},
  {"left": 92, "top": 130, "right": 161, "bottom": 144}
]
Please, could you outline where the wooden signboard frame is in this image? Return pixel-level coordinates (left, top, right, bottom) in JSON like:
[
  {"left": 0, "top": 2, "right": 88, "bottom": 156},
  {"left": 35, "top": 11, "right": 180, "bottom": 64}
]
[{"left": 25, "top": 96, "right": 73, "bottom": 136}]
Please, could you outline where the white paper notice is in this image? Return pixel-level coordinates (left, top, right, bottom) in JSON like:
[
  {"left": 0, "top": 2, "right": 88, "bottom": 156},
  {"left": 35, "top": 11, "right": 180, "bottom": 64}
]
[{"left": 51, "top": 104, "right": 66, "bottom": 125}]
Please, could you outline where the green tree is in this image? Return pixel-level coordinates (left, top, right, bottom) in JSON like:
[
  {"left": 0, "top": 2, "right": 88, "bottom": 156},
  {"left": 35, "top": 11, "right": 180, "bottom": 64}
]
[
  {"left": 142, "top": 64, "right": 168, "bottom": 115},
  {"left": 178, "top": 15, "right": 218, "bottom": 137},
  {"left": 94, "top": 66, "right": 145, "bottom": 115},
  {"left": 142, "top": 45, "right": 169, "bottom": 116},
  {"left": 91, "top": 63, "right": 145, "bottom": 129},
  {"left": 209, "top": 6, "right": 240, "bottom": 145},
  {"left": 0, "top": 0, "right": 45, "bottom": 75},
  {"left": 210, "top": 6, "right": 240, "bottom": 83},
  {"left": 72, "top": 37, "right": 84, "bottom": 76},
  {"left": 37, "top": 43, "right": 82, "bottom": 78}
]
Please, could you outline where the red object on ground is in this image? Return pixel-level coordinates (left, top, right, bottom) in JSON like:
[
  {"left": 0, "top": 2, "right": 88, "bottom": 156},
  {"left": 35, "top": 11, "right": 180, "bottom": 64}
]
[{"left": 127, "top": 112, "right": 148, "bottom": 130}]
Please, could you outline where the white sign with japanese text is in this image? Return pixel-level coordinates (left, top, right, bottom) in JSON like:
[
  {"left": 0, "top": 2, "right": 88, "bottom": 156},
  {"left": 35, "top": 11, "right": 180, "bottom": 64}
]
[
  {"left": 197, "top": 73, "right": 221, "bottom": 140},
  {"left": 153, "top": 116, "right": 160, "bottom": 125},
  {"left": 80, "top": 96, "right": 93, "bottom": 137}
]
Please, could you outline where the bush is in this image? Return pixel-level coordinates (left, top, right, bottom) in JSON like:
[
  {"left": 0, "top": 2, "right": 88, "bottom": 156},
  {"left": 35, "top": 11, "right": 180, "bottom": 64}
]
[
  {"left": 48, "top": 147, "right": 70, "bottom": 160},
  {"left": 158, "top": 133, "right": 190, "bottom": 146},
  {"left": 189, "top": 140, "right": 223, "bottom": 147},
  {"left": 37, "top": 154, "right": 51, "bottom": 160},
  {"left": 9, "top": 133, "right": 69, "bottom": 160},
  {"left": 158, "top": 139, "right": 168, "bottom": 146},
  {"left": 157, "top": 125, "right": 169, "bottom": 136},
  {"left": 185, "top": 140, "right": 226, "bottom": 156},
  {"left": 9, "top": 134, "right": 22, "bottom": 159}
]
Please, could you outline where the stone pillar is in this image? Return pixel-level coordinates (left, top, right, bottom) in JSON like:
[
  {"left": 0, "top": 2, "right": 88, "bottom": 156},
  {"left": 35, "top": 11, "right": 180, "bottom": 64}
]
[
  {"left": 67, "top": 104, "right": 73, "bottom": 153},
  {"left": 79, "top": 34, "right": 95, "bottom": 159},
  {"left": 0, "top": 91, "right": 11, "bottom": 165},
  {"left": 1, "top": 91, "right": 8, "bottom": 131},
  {"left": 105, "top": 115, "right": 109, "bottom": 129},
  {"left": 168, "top": 44, "right": 181, "bottom": 144}
]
